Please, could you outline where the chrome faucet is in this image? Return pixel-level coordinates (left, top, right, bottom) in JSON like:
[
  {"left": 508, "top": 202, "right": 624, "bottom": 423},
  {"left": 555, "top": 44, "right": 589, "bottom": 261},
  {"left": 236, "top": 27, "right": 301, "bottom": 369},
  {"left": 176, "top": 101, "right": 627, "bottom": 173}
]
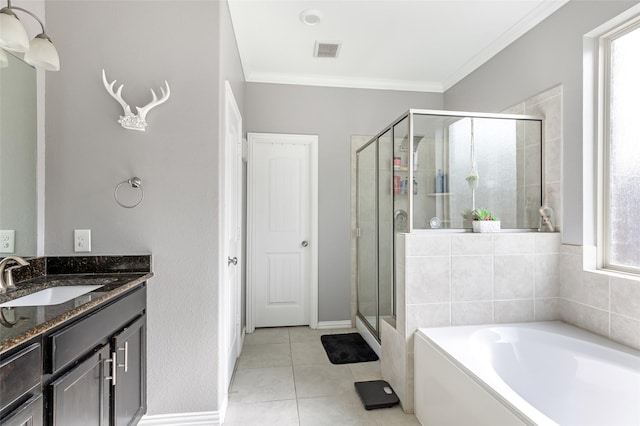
[{"left": 0, "top": 256, "right": 30, "bottom": 293}]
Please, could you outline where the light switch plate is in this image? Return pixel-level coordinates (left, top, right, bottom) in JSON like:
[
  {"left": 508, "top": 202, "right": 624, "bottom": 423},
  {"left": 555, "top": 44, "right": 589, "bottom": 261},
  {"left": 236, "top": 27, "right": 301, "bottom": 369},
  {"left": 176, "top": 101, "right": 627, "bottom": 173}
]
[
  {"left": 0, "top": 230, "right": 15, "bottom": 253},
  {"left": 74, "top": 229, "right": 91, "bottom": 252}
]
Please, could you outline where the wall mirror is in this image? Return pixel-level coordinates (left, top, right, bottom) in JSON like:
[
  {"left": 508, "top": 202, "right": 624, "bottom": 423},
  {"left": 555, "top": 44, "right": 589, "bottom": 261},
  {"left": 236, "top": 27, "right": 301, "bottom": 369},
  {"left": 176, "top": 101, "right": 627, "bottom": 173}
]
[{"left": 0, "top": 49, "right": 37, "bottom": 257}]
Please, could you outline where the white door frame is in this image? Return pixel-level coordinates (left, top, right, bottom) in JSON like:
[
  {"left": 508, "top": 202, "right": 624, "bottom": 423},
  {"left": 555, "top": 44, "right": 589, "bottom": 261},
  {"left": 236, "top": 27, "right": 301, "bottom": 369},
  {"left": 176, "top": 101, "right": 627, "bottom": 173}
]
[
  {"left": 246, "top": 132, "right": 318, "bottom": 332},
  {"left": 217, "top": 81, "right": 243, "bottom": 418}
]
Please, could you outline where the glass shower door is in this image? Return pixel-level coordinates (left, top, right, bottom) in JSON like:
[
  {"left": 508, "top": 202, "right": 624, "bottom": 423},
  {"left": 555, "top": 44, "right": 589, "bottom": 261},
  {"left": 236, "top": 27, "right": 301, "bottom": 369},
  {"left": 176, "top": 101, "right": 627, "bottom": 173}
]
[{"left": 356, "top": 141, "right": 378, "bottom": 335}]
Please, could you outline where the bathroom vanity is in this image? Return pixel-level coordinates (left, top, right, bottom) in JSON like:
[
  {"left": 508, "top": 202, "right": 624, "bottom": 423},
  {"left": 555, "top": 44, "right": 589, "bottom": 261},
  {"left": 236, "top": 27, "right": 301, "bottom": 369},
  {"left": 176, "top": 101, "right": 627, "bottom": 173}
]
[{"left": 0, "top": 256, "right": 152, "bottom": 426}]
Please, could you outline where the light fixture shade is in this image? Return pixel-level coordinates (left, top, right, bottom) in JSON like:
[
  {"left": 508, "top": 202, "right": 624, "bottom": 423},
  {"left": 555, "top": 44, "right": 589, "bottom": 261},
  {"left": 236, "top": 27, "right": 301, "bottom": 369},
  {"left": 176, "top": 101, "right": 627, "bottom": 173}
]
[
  {"left": 24, "top": 34, "right": 60, "bottom": 71},
  {"left": 0, "top": 48, "right": 8, "bottom": 68},
  {"left": 0, "top": 8, "right": 29, "bottom": 53}
]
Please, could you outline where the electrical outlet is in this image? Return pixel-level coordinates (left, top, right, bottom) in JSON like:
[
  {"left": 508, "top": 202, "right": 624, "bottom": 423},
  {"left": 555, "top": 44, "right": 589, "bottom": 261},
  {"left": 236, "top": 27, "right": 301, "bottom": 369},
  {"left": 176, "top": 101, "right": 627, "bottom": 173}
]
[
  {"left": 74, "top": 229, "right": 91, "bottom": 252},
  {"left": 0, "top": 230, "right": 15, "bottom": 253}
]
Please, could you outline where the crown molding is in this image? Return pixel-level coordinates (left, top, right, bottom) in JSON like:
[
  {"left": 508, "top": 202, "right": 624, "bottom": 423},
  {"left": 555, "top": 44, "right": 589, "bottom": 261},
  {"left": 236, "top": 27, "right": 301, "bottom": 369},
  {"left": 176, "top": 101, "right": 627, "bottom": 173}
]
[{"left": 246, "top": 71, "right": 444, "bottom": 93}]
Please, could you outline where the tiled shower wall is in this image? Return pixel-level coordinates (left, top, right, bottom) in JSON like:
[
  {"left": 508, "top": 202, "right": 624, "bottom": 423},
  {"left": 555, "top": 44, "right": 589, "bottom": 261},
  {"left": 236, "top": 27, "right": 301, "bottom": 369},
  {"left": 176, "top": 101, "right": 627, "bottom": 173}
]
[{"left": 504, "top": 85, "right": 563, "bottom": 231}]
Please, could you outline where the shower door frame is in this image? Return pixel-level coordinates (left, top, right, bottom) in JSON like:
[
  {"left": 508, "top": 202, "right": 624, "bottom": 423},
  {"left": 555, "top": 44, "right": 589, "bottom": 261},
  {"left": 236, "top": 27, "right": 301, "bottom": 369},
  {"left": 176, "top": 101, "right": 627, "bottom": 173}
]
[{"left": 356, "top": 140, "right": 380, "bottom": 339}]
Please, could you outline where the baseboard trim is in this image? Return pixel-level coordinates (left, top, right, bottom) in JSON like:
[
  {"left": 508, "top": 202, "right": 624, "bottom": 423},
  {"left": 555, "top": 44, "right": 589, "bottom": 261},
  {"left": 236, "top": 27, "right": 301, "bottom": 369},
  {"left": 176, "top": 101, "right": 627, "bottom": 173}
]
[
  {"left": 137, "top": 411, "right": 220, "bottom": 426},
  {"left": 317, "top": 320, "right": 352, "bottom": 329}
]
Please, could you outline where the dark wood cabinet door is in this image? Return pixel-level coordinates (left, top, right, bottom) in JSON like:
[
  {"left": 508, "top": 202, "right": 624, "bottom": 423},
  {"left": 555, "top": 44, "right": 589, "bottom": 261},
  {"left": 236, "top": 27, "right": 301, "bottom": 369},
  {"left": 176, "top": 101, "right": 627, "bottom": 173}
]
[
  {"left": 111, "top": 315, "right": 146, "bottom": 426},
  {"left": 50, "top": 345, "right": 110, "bottom": 426}
]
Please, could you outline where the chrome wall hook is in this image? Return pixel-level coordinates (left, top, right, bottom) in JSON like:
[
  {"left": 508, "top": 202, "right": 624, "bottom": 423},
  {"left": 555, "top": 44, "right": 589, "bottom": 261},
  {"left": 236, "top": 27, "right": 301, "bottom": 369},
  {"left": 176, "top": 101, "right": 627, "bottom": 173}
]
[{"left": 114, "top": 177, "right": 144, "bottom": 208}]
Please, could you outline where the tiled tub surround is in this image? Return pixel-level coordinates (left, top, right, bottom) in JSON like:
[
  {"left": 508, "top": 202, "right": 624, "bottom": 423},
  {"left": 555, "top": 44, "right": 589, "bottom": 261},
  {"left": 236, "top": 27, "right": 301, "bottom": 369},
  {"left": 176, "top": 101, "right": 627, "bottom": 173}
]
[
  {"left": 382, "top": 231, "right": 562, "bottom": 413},
  {"left": 562, "top": 245, "right": 640, "bottom": 350},
  {"left": 382, "top": 231, "right": 640, "bottom": 413},
  {"left": 0, "top": 255, "right": 152, "bottom": 353}
]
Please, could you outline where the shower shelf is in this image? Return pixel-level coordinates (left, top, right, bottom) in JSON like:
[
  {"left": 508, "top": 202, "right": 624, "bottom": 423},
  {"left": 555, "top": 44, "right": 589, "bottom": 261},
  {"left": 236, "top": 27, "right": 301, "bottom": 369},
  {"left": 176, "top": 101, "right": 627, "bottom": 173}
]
[
  {"left": 427, "top": 193, "right": 453, "bottom": 196},
  {"left": 393, "top": 166, "right": 418, "bottom": 172}
]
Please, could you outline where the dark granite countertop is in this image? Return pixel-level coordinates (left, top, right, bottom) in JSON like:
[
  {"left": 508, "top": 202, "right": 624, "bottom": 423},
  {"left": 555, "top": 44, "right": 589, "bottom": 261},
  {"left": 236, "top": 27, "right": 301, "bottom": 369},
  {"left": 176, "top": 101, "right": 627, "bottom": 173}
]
[{"left": 0, "top": 255, "right": 152, "bottom": 354}]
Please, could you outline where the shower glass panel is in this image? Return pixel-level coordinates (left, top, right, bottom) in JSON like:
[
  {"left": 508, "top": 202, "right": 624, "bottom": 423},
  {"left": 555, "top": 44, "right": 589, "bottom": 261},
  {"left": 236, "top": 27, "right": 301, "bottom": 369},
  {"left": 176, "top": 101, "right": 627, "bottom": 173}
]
[
  {"left": 356, "top": 140, "right": 378, "bottom": 336},
  {"left": 392, "top": 117, "right": 410, "bottom": 234},
  {"left": 406, "top": 111, "right": 543, "bottom": 231}
]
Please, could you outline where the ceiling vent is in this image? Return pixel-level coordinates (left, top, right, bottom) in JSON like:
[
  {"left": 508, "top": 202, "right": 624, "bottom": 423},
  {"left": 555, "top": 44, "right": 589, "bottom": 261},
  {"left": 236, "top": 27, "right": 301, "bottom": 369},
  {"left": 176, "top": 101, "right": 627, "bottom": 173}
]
[{"left": 314, "top": 41, "right": 341, "bottom": 58}]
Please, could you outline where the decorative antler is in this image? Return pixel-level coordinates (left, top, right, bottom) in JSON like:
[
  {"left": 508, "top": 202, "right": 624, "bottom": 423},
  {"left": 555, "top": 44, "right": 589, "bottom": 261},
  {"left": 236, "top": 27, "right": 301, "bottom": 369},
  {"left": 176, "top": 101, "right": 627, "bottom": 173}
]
[
  {"left": 102, "top": 69, "right": 133, "bottom": 118},
  {"left": 101, "top": 69, "right": 171, "bottom": 131},
  {"left": 135, "top": 82, "right": 170, "bottom": 125}
]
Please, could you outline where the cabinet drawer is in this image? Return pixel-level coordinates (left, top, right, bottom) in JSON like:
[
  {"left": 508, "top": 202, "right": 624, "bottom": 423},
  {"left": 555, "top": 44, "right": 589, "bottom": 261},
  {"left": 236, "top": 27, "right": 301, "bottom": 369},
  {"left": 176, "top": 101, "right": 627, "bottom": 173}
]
[
  {"left": 0, "top": 394, "right": 43, "bottom": 426},
  {"left": 49, "top": 285, "right": 146, "bottom": 374},
  {"left": 0, "top": 343, "right": 41, "bottom": 414}
]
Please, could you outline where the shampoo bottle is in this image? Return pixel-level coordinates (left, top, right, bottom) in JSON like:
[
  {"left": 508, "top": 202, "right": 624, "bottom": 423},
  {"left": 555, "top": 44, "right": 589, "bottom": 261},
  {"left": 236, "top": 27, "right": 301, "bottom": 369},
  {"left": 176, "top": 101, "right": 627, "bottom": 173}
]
[
  {"left": 435, "top": 169, "right": 444, "bottom": 193},
  {"left": 394, "top": 176, "right": 401, "bottom": 194}
]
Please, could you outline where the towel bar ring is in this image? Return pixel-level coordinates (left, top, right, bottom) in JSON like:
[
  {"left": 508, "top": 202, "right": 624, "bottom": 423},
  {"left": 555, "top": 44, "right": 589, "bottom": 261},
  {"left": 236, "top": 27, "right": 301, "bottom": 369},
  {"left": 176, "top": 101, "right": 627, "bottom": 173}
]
[{"left": 114, "top": 177, "right": 144, "bottom": 208}]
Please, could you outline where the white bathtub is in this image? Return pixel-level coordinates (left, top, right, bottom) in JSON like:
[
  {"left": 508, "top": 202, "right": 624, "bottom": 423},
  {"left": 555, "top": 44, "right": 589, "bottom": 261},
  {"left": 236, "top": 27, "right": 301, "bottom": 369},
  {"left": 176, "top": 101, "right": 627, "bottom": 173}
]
[{"left": 414, "top": 321, "right": 640, "bottom": 426}]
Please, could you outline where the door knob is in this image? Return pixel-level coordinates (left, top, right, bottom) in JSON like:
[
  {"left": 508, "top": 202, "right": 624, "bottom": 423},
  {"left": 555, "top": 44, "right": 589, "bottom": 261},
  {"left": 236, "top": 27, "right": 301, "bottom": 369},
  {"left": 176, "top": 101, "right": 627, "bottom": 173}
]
[
  {"left": 227, "top": 256, "right": 238, "bottom": 266},
  {"left": 301, "top": 241, "right": 309, "bottom": 248}
]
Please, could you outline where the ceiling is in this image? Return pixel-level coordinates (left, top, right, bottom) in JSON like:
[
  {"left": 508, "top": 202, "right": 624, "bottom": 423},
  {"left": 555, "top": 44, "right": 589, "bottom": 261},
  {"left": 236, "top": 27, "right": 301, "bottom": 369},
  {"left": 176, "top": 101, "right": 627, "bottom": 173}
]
[{"left": 228, "top": 0, "right": 568, "bottom": 93}]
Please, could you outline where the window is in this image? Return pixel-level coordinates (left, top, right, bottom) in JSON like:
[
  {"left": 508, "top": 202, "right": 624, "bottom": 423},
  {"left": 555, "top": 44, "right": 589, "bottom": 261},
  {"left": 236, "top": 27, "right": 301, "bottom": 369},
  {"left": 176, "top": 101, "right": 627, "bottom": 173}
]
[{"left": 601, "top": 18, "right": 640, "bottom": 274}]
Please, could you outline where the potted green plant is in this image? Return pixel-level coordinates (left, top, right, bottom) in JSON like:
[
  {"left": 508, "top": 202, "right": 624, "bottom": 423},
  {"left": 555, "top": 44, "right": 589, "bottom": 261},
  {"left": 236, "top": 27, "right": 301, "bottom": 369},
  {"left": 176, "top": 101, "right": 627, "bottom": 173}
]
[{"left": 471, "top": 208, "right": 501, "bottom": 233}]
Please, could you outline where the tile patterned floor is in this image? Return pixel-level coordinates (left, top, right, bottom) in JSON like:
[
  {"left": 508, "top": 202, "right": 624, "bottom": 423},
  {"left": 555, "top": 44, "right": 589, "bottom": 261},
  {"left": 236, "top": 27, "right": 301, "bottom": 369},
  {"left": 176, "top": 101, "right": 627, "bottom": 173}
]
[{"left": 224, "top": 327, "right": 420, "bottom": 426}]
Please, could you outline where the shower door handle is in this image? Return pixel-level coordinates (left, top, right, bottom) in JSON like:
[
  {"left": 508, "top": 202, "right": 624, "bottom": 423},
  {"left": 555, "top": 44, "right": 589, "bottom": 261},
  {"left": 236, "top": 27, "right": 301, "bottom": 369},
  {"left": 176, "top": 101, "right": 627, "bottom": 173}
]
[{"left": 301, "top": 241, "right": 309, "bottom": 248}]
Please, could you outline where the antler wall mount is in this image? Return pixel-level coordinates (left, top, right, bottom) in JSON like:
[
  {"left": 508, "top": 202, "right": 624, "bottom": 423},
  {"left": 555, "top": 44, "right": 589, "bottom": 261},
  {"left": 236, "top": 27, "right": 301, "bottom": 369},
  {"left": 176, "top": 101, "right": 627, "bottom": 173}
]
[{"left": 102, "top": 69, "right": 170, "bottom": 131}]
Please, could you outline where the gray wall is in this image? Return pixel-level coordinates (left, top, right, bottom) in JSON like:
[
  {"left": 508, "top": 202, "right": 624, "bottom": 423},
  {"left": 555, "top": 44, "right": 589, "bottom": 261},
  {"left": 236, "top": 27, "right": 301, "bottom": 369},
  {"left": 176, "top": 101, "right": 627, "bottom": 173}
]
[
  {"left": 244, "top": 83, "right": 443, "bottom": 321},
  {"left": 444, "top": 0, "right": 639, "bottom": 245},
  {"left": 45, "top": 0, "right": 243, "bottom": 415}
]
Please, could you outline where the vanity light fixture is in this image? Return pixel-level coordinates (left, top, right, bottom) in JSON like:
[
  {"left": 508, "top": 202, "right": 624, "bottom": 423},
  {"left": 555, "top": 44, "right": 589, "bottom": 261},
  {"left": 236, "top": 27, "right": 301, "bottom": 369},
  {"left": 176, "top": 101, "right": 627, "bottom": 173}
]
[{"left": 0, "top": 0, "right": 60, "bottom": 71}]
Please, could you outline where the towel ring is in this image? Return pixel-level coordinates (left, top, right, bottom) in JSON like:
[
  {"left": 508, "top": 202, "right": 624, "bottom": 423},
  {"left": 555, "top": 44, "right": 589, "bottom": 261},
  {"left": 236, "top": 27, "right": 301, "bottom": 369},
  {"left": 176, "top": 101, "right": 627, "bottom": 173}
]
[{"left": 114, "top": 177, "right": 144, "bottom": 208}]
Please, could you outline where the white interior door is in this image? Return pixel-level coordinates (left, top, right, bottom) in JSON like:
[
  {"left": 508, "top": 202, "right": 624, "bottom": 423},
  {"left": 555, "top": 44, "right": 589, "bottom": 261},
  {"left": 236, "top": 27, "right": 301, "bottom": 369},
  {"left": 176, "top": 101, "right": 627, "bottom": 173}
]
[
  {"left": 248, "top": 133, "right": 318, "bottom": 329},
  {"left": 221, "top": 82, "right": 242, "bottom": 392}
]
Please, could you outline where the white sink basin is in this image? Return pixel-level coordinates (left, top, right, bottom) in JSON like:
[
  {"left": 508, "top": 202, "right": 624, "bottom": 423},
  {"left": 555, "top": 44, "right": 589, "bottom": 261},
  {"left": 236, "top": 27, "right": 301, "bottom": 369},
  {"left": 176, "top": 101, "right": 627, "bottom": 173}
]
[{"left": 0, "top": 285, "right": 104, "bottom": 307}]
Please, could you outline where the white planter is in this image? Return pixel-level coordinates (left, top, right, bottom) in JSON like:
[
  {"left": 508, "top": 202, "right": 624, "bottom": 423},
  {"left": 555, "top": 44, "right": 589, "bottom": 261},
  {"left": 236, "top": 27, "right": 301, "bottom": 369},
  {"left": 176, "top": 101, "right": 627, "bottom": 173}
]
[{"left": 472, "top": 220, "right": 501, "bottom": 233}]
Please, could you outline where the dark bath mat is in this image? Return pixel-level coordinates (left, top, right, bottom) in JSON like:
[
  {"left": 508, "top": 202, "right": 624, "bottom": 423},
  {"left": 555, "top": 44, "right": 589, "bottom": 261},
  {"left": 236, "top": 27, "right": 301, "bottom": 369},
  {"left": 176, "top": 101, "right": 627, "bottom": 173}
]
[{"left": 320, "top": 332, "right": 379, "bottom": 364}]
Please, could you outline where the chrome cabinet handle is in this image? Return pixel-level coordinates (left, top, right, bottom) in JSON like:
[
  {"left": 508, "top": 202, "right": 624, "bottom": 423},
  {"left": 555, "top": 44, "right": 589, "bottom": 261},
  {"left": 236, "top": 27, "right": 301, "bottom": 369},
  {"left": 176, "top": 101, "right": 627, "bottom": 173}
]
[
  {"left": 301, "top": 241, "right": 309, "bottom": 248},
  {"left": 227, "top": 256, "right": 238, "bottom": 266},
  {"left": 118, "top": 341, "right": 129, "bottom": 372},
  {"left": 105, "top": 352, "right": 117, "bottom": 386}
]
